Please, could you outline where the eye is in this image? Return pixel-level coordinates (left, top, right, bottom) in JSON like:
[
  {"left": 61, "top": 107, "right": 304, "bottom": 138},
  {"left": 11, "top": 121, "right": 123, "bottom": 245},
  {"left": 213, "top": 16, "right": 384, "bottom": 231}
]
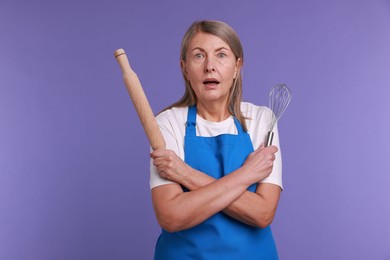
[
  {"left": 216, "top": 52, "right": 227, "bottom": 59},
  {"left": 194, "top": 53, "right": 205, "bottom": 60}
]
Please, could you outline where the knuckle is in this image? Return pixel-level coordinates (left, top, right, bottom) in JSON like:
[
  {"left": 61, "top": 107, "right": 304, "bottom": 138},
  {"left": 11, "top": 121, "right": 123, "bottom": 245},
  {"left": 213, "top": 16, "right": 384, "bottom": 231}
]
[{"left": 267, "top": 160, "right": 274, "bottom": 168}]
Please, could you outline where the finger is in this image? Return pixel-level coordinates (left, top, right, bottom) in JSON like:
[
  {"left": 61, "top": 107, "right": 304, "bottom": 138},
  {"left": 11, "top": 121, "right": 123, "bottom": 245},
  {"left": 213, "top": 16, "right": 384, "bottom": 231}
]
[
  {"left": 261, "top": 145, "right": 277, "bottom": 154},
  {"left": 257, "top": 143, "right": 265, "bottom": 151},
  {"left": 151, "top": 149, "right": 167, "bottom": 159},
  {"left": 153, "top": 157, "right": 168, "bottom": 167},
  {"left": 269, "top": 145, "right": 278, "bottom": 153}
]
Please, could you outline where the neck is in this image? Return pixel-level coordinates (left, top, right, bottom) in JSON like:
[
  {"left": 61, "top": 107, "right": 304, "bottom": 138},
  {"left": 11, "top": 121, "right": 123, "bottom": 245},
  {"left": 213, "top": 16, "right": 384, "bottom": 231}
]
[{"left": 196, "top": 101, "right": 230, "bottom": 122}]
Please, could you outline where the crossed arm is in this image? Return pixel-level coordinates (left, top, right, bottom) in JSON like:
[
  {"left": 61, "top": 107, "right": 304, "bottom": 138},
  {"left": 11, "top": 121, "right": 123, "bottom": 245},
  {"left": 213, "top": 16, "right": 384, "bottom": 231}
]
[{"left": 150, "top": 146, "right": 281, "bottom": 233}]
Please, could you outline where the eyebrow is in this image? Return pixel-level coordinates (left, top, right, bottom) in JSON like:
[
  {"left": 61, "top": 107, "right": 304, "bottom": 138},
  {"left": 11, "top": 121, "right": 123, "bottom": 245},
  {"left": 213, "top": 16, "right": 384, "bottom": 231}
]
[{"left": 191, "top": 47, "right": 231, "bottom": 52}]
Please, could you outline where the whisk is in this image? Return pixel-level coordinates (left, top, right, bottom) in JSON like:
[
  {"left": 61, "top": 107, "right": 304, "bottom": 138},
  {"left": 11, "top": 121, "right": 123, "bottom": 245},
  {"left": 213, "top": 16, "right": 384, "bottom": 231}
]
[{"left": 265, "top": 84, "right": 292, "bottom": 147}]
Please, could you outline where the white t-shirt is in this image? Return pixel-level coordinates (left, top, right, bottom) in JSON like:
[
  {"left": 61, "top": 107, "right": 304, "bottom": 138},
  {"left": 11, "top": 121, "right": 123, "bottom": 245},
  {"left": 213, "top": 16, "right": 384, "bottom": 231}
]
[{"left": 149, "top": 102, "right": 283, "bottom": 190}]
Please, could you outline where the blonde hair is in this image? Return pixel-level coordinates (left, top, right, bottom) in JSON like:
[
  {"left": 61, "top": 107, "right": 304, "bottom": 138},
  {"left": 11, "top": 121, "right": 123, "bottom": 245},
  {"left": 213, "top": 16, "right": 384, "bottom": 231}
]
[{"left": 164, "top": 20, "right": 247, "bottom": 131}]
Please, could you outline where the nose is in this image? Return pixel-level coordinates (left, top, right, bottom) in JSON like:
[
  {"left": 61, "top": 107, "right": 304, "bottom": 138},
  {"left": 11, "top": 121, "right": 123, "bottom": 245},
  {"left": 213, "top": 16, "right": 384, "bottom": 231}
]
[{"left": 204, "top": 58, "right": 216, "bottom": 73}]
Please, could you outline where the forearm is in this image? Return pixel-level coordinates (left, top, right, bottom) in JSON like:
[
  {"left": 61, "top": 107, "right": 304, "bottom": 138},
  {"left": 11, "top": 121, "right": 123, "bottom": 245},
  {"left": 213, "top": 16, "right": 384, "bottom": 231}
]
[
  {"left": 179, "top": 167, "right": 280, "bottom": 227},
  {"left": 152, "top": 167, "right": 254, "bottom": 232},
  {"left": 223, "top": 186, "right": 280, "bottom": 227},
  {"left": 151, "top": 146, "right": 280, "bottom": 229}
]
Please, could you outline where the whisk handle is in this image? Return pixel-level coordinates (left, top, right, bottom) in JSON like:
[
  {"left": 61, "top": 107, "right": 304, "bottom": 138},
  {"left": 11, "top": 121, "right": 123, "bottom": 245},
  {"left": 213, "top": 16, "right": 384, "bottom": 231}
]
[{"left": 265, "top": 131, "right": 274, "bottom": 147}]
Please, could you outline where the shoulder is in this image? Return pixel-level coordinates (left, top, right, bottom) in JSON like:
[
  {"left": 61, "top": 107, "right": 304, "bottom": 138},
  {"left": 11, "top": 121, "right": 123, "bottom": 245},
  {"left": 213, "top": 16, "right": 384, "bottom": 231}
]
[
  {"left": 155, "top": 106, "right": 188, "bottom": 142},
  {"left": 156, "top": 106, "right": 188, "bottom": 126},
  {"left": 240, "top": 101, "right": 272, "bottom": 142},
  {"left": 241, "top": 101, "right": 272, "bottom": 122}
]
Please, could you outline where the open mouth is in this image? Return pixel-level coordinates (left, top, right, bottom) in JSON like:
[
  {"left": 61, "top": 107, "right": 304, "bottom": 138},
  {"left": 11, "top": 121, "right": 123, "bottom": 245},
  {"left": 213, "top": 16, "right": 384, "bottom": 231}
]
[{"left": 203, "top": 78, "right": 220, "bottom": 86}]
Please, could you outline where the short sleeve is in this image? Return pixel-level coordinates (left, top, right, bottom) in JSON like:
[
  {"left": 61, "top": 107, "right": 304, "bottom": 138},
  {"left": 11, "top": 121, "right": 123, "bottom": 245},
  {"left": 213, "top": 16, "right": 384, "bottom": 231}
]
[
  {"left": 242, "top": 102, "right": 283, "bottom": 190},
  {"left": 149, "top": 108, "right": 187, "bottom": 189}
]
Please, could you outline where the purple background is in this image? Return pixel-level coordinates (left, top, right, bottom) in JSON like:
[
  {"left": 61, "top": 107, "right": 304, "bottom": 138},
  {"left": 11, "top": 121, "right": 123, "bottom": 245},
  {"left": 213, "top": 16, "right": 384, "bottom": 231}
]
[{"left": 1, "top": 0, "right": 390, "bottom": 259}]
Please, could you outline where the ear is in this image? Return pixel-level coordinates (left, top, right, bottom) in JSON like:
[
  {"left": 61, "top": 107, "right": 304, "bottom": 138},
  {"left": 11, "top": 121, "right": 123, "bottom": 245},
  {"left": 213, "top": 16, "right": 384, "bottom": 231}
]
[{"left": 234, "top": 58, "right": 242, "bottom": 79}]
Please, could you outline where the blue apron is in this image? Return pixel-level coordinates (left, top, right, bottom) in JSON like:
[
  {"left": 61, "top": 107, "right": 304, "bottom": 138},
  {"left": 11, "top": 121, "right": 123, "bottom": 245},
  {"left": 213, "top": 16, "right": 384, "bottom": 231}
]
[{"left": 154, "top": 106, "right": 278, "bottom": 259}]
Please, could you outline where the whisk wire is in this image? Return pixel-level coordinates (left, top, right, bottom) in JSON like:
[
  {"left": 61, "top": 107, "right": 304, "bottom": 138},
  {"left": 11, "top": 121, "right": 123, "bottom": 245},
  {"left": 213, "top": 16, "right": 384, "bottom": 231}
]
[
  {"left": 266, "top": 84, "right": 292, "bottom": 146},
  {"left": 268, "top": 84, "right": 291, "bottom": 131}
]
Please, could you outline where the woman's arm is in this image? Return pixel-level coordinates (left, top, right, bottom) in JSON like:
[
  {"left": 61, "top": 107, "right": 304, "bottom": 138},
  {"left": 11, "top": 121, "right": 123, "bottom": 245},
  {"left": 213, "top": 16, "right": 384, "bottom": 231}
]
[
  {"left": 151, "top": 145, "right": 279, "bottom": 231},
  {"left": 169, "top": 164, "right": 281, "bottom": 228},
  {"left": 186, "top": 166, "right": 281, "bottom": 227},
  {"left": 224, "top": 183, "right": 280, "bottom": 227}
]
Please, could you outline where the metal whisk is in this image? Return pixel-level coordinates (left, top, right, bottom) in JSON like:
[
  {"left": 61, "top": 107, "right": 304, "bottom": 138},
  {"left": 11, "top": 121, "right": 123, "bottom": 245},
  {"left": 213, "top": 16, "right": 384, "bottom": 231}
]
[{"left": 265, "top": 84, "right": 292, "bottom": 147}]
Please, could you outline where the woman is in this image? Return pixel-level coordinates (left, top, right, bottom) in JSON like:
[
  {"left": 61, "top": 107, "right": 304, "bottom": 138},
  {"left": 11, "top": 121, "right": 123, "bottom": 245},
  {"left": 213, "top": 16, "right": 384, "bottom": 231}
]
[{"left": 150, "top": 20, "right": 282, "bottom": 259}]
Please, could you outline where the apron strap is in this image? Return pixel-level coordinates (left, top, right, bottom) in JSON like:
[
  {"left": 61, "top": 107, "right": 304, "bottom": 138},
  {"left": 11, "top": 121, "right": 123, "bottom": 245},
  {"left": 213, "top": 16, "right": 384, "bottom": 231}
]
[
  {"left": 185, "top": 106, "right": 197, "bottom": 137},
  {"left": 233, "top": 117, "right": 245, "bottom": 134}
]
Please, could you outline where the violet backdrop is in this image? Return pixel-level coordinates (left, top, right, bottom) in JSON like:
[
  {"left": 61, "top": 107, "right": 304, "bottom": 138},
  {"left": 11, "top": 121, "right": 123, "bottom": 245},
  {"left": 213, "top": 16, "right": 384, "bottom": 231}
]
[{"left": 1, "top": 0, "right": 390, "bottom": 259}]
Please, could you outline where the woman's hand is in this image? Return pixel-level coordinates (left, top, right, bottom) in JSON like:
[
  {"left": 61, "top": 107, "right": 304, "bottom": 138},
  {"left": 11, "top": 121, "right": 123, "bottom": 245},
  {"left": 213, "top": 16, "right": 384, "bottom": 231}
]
[
  {"left": 151, "top": 149, "right": 191, "bottom": 184},
  {"left": 242, "top": 144, "right": 278, "bottom": 184}
]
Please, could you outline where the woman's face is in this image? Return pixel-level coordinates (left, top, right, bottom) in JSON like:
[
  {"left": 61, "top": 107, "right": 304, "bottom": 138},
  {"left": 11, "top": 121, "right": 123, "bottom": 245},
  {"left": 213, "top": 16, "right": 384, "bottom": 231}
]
[{"left": 182, "top": 32, "right": 240, "bottom": 107}]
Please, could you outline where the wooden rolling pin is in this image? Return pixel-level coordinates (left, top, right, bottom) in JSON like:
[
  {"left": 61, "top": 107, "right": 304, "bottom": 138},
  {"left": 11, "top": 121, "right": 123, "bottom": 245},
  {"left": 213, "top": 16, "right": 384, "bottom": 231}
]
[{"left": 114, "top": 48, "right": 165, "bottom": 150}]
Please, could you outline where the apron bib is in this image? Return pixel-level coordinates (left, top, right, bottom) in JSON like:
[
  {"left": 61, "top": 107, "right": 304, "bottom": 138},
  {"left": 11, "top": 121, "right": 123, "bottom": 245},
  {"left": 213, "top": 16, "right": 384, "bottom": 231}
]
[{"left": 155, "top": 106, "right": 278, "bottom": 259}]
